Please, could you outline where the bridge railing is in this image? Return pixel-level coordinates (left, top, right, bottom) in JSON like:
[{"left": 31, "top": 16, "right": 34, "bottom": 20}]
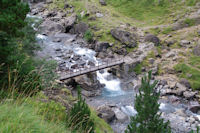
[{"left": 66, "top": 58, "right": 124, "bottom": 78}]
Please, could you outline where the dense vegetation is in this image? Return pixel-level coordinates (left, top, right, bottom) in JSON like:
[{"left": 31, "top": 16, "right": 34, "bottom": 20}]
[
  {"left": 0, "top": 0, "right": 42, "bottom": 94},
  {"left": 126, "top": 72, "right": 171, "bottom": 133}
]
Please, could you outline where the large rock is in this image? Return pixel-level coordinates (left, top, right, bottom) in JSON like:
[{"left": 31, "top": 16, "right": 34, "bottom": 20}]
[
  {"left": 183, "top": 91, "right": 196, "bottom": 99},
  {"left": 75, "top": 74, "right": 102, "bottom": 91},
  {"left": 69, "top": 22, "right": 89, "bottom": 35},
  {"left": 179, "top": 79, "right": 191, "bottom": 89},
  {"left": 99, "top": 0, "right": 106, "bottom": 5},
  {"left": 112, "top": 108, "right": 128, "bottom": 122},
  {"left": 95, "top": 42, "right": 110, "bottom": 52},
  {"left": 62, "top": 13, "right": 77, "bottom": 32},
  {"left": 39, "top": 20, "right": 65, "bottom": 35},
  {"left": 144, "top": 34, "right": 160, "bottom": 46},
  {"left": 193, "top": 44, "right": 200, "bottom": 56},
  {"left": 180, "top": 40, "right": 191, "bottom": 47},
  {"left": 110, "top": 29, "right": 137, "bottom": 48},
  {"left": 97, "top": 105, "right": 115, "bottom": 123}
]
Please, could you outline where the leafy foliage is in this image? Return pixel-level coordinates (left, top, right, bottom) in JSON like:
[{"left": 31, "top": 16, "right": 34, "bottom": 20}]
[
  {"left": 67, "top": 87, "right": 95, "bottom": 133},
  {"left": 126, "top": 71, "right": 171, "bottom": 133},
  {"left": 0, "top": 0, "right": 42, "bottom": 94},
  {"left": 84, "top": 30, "right": 93, "bottom": 43}
]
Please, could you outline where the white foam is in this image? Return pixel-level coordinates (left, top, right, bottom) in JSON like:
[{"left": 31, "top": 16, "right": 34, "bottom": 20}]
[
  {"left": 36, "top": 34, "right": 47, "bottom": 40},
  {"left": 121, "top": 106, "right": 137, "bottom": 116},
  {"left": 97, "top": 70, "right": 121, "bottom": 91}
]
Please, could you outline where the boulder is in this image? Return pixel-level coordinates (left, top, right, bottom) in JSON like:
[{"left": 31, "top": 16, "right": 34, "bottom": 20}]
[
  {"left": 75, "top": 74, "right": 102, "bottom": 91},
  {"left": 62, "top": 13, "right": 77, "bottom": 32},
  {"left": 183, "top": 91, "right": 196, "bottom": 99},
  {"left": 113, "top": 47, "right": 128, "bottom": 55},
  {"left": 87, "top": 61, "right": 95, "bottom": 66},
  {"left": 179, "top": 79, "right": 191, "bottom": 89},
  {"left": 69, "top": 22, "right": 89, "bottom": 35},
  {"left": 96, "top": 13, "right": 104, "bottom": 18},
  {"left": 111, "top": 29, "right": 137, "bottom": 48},
  {"left": 144, "top": 34, "right": 160, "bottom": 46},
  {"left": 39, "top": 20, "right": 65, "bottom": 35},
  {"left": 99, "top": 0, "right": 106, "bottom": 5},
  {"left": 165, "top": 51, "right": 176, "bottom": 58},
  {"left": 112, "top": 108, "right": 128, "bottom": 122},
  {"left": 97, "top": 105, "right": 115, "bottom": 123},
  {"left": 180, "top": 40, "right": 191, "bottom": 47},
  {"left": 193, "top": 44, "right": 200, "bottom": 56},
  {"left": 95, "top": 42, "right": 110, "bottom": 52},
  {"left": 72, "top": 54, "right": 81, "bottom": 61},
  {"left": 71, "top": 64, "right": 78, "bottom": 69},
  {"left": 190, "top": 106, "right": 200, "bottom": 115}
]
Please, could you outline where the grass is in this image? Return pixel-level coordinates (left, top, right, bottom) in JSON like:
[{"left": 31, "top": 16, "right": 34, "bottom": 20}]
[
  {"left": 84, "top": 30, "right": 93, "bottom": 43},
  {"left": 184, "top": 18, "right": 195, "bottom": 27},
  {"left": 162, "top": 27, "right": 173, "bottom": 34},
  {"left": 0, "top": 97, "right": 69, "bottom": 133},
  {"left": 189, "top": 56, "right": 200, "bottom": 69},
  {"left": 90, "top": 108, "right": 114, "bottom": 133},
  {"left": 174, "top": 63, "right": 200, "bottom": 90}
]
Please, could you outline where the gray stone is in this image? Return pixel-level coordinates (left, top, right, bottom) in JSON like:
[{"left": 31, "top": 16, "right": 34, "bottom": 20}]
[
  {"left": 62, "top": 13, "right": 77, "bottom": 32},
  {"left": 53, "top": 38, "right": 62, "bottom": 42},
  {"left": 69, "top": 22, "right": 89, "bottom": 35},
  {"left": 179, "top": 78, "right": 191, "bottom": 89},
  {"left": 95, "top": 42, "right": 110, "bottom": 52},
  {"left": 113, "top": 108, "right": 128, "bottom": 122},
  {"left": 183, "top": 91, "right": 196, "bottom": 99},
  {"left": 111, "top": 29, "right": 137, "bottom": 48},
  {"left": 71, "top": 64, "right": 78, "bottom": 69},
  {"left": 96, "top": 13, "right": 104, "bottom": 18},
  {"left": 97, "top": 105, "right": 115, "bottom": 123},
  {"left": 144, "top": 34, "right": 160, "bottom": 46},
  {"left": 180, "top": 40, "right": 191, "bottom": 47},
  {"left": 165, "top": 51, "right": 176, "bottom": 58},
  {"left": 39, "top": 20, "right": 65, "bottom": 35},
  {"left": 99, "top": 0, "right": 106, "bottom": 5},
  {"left": 193, "top": 44, "right": 200, "bottom": 56}
]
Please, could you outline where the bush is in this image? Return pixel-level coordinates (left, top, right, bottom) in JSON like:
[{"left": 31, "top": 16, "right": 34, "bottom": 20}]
[
  {"left": 184, "top": 18, "right": 195, "bottom": 27},
  {"left": 67, "top": 87, "right": 95, "bottom": 133},
  {"left": 126, "top": 71, "right": 171, "bottom": 133},
  {"left": 84, "top": 30, "right": 93, "bottom": 43},
  {"left": 0, "top": 0, "right": 43, "bottom": 94}
]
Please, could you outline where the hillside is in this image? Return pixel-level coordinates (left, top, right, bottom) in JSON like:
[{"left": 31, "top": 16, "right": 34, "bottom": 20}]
[{"left": 1, "top": 0, "right": 200, "bottom": 133}]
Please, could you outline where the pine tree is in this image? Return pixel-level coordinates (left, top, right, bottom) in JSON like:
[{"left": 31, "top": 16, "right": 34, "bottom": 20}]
[
  {"left": 67, "top": 87, "right": 95, "bottom": 133},
  {"left": 125, "top": 71, "right": 171, "bottom": 133}
]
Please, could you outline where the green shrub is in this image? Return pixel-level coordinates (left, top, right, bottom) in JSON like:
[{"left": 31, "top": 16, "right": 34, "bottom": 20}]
[
  {"left": 126, "top": 71, "right": 171, "bottom": 133},
  {"left": 67, "top": 87, "right": 95, "bottom": 133},
  {"left": 184, "top": 18, "right": 195, "bottom": 27},
  {"left": 0, "top": 0, "right": 44, "bottom": 94},
  {"left": 133, "top": 63, "right": 142, "bottom": 75},
  {"left": 84, "top": 30, "right": 93, "bottom": 43}
]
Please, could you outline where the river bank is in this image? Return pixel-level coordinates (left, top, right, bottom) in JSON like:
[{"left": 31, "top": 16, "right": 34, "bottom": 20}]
[{"left": 29, "top": 1, "right": 200, "bottom": 132}]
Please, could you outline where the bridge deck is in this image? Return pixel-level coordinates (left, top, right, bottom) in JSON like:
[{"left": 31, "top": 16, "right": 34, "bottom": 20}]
[{"left": 60, "top": 59, "right": 124, "bottom": 81}]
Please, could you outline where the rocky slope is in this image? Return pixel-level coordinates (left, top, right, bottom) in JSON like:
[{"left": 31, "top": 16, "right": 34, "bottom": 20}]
[{"left": 29, "top": 0, "right": 200, "bottom": 132}]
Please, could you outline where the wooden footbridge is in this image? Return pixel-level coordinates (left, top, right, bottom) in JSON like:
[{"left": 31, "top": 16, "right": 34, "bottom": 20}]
[{"left": 60, "top": 58, "right": 124, "bottom": 81}]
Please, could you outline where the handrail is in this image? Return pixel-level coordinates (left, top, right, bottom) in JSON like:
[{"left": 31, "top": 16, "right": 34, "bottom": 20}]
[{"left": 61, "top": 58, "right": 124, "bottom": 80}]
